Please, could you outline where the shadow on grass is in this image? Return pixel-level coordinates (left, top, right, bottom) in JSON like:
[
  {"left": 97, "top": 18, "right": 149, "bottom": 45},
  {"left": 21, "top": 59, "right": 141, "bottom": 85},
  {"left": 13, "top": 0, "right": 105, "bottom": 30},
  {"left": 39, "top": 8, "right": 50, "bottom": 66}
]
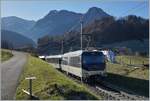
[
  {"left": 27, "top": 95, "right": 40, "bottom": 100},
  {"left": 63, "top": 90, "right": 98, "bottom": 100},
  {"left": 124, "top": 68, "right": 139, "bottom": 76},
  {"left": 105, "top": 73, "right": 149, "bottom": 97},
  {"left": 45, "top": 83, "right": 98, "bottom": 100}
]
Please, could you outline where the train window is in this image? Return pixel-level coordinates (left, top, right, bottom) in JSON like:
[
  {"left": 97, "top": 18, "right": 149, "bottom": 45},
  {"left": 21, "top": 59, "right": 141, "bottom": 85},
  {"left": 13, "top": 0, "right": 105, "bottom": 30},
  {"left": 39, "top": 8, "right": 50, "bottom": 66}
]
[
  {"left": 69, "top": 56, "right": 81, "bottom": 67},
  {"left": 46, "top": 58, "right": 60, "bottom": 64},
  {"left": 62, "top": 57, "right": 68, "bottom": 65},
  {"left": 64, "top": 57, "right": 67, "bottom": 60},
  {"left": 82, "top": 52, "right": 105, "bottom": 71},
  {"left": 83, "top": 54, "right": 105, "bottom": 64}
]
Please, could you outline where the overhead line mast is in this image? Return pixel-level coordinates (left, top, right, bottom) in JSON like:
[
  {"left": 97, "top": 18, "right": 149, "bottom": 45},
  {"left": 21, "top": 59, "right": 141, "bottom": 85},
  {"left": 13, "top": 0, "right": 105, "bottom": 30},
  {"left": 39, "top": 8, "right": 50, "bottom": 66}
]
[
  {"left": 80, "top": 18, "right": 83, "bottom": 50},
  {"left": 61, "top": 38, "right": 64, "bottom": 54}
]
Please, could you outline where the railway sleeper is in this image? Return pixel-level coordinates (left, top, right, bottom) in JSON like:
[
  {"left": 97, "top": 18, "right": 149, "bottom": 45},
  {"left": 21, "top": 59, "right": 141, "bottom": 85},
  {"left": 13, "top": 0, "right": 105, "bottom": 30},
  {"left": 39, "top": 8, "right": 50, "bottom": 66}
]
[{"left": 54, "top": 65, "right": 146, "bottom": 100}]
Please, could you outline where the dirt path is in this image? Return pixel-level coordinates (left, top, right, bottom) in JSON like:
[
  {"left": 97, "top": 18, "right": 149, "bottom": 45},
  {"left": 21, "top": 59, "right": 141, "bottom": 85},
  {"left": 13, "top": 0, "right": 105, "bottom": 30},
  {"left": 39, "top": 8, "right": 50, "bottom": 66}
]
[{"left": 1, "top": 51, "right": 27, "bottom": 100}]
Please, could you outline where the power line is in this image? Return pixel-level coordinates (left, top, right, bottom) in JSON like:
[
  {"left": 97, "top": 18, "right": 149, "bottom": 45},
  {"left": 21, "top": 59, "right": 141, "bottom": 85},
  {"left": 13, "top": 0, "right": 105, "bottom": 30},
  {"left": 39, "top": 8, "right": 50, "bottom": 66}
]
[
  {"left": 120, "top": 2, "right": 146, "bottom": 16},
  {"left": 62, "top": 2, "right": 147, "bottom": 52},
  {"left": 125, "top": 3, "right": 147, "bottom": 15},
  {"left": 61, "top": 15, "right": 85, "bottom": 52},
  {"left": 94, "top": 2, "right": 147, "bottom": 49}
]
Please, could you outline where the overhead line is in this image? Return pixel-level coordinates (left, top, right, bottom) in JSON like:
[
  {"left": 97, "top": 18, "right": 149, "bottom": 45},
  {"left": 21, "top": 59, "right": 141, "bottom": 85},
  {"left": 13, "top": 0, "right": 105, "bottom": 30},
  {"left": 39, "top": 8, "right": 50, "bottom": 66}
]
[
  {"left": 120, "top": 2, "right": 146, "bottom": 16},
  {"left": 62, "top": 2, "right": 147, "bottom": 52}
]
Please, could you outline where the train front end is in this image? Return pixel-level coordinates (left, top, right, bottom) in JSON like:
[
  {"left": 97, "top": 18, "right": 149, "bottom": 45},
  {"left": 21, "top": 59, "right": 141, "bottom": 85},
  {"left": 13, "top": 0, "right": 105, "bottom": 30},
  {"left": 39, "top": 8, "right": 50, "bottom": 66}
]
[{"left": 82, "top": 51, "right": 106, "bottom": 79}]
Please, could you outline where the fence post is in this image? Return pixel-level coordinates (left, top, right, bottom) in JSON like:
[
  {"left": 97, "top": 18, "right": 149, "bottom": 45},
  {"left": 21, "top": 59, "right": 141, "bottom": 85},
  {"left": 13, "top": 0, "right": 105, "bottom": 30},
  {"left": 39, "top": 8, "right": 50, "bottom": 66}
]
[
  {"left": 29, "top": 79, "right": 32, "bottom": 98},
  {"left": 25, "top": 77, "right": 36, "bottom": 99}
]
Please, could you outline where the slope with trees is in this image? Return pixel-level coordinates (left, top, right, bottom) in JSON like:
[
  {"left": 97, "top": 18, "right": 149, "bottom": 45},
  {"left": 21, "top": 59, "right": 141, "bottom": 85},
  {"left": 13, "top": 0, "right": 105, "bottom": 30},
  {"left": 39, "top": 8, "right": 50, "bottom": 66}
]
[{"left": 37, "top": 15, "right": 149, "bottom": 55}]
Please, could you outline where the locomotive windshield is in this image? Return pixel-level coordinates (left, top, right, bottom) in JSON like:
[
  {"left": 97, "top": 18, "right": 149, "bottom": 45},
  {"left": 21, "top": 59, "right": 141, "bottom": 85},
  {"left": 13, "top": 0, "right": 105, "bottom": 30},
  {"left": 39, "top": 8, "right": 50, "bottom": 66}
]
[{"left": 82, "top": 52, "right": 105, "bottom": 71}]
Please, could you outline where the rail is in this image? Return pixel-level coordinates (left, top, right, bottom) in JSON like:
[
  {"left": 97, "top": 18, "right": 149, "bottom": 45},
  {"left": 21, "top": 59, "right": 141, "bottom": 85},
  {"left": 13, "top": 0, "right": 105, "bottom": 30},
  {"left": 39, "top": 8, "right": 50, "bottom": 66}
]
[{"left": 50, "top": 63, "right": 148, "bottom": 100}]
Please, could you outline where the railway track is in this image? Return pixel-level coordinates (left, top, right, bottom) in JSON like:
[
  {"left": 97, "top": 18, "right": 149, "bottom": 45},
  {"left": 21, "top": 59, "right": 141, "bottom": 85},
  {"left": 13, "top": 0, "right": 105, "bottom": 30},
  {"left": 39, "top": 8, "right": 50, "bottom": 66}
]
[
  {"left": 66, "top": 73, "right": 148, "bottom": 100},
  {"left": 94, "top": 80, "right": 148, "bottom": 100},
  {"left": 53, "top": 64, "right": 148, "bottom": 100}
]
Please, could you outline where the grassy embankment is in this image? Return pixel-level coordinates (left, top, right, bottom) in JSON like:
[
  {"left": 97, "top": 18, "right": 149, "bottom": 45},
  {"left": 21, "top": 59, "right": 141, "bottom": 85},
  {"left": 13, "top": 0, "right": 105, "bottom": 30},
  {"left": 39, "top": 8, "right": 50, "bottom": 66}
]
[
  {"left": 106, "top": 55, "right": 149, "bottom": 97},
  {"left": 1, "top": 49, "right": 13, "bottom": 62},
  {"left": 16, "top": 55, "right": 100, "bottom": 100},
  {"left": 116, "top": 55, "right": 149, "bottom": 66}
]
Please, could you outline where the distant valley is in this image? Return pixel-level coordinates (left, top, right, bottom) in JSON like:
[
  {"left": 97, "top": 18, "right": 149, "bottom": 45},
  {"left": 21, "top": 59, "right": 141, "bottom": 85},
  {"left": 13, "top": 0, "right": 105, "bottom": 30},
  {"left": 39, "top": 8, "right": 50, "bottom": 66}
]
[
  {"left": 1, "top": 30, "right": 36, "bottom": 49},
  {"left": 38, "top": 15, "right": 149, "bottom": 55},
  {"left": 1, "top": 7, "right": 149, "bottom": 55},
  {"left": 2, "top": 7, "right": 111, "bottom": 41},
  {"left": 2, "top": 16, "right": 35, "bottom": 38}
]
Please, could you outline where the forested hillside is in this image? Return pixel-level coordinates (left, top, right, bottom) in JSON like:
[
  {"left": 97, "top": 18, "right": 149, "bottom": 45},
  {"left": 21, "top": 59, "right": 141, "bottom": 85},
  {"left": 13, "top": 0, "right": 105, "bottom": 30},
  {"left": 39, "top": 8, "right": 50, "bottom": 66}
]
[{"left": 38, "top": 15, "right": 149, "bottom": 55}]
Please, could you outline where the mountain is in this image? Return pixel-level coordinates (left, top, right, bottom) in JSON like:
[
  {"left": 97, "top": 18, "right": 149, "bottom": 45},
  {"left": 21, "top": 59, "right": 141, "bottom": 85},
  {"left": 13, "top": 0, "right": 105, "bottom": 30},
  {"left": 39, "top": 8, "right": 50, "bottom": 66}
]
[
  {"left": 102, "top": 39, "right": 149, "bottom": 53},
  {"left": 1, "top": 7, "right": 110, "bottom": 41},
  {"left": 1, "top": 16, "right": 35, "bottom": 37},
  {"left": 82, "top": 7, "right": 110, "bottom": 26},
  {"left": 83, "top": 15, "right": 149, "bottom": 44},
  {"left": 37, "top": 15, "right": 149, "bottom": 55},
  {"left": 29, "top": 7, "right": 110, "bottom": 41},
  {"left": 1, "top": 30, "right": 36, "bottom": 49},
  {"left": 29, "top": 10, "right": 82, "bottom": 40}
]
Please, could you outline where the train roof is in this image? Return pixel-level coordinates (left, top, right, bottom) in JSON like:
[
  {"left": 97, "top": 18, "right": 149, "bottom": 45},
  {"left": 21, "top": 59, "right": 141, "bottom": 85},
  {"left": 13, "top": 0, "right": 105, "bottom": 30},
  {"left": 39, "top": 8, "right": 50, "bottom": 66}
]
[
  {"left": 39, "top": 50, "right": 103, "bottom": 59},
  {"left": 63, "top": 50, "right": 102, "bottom": 57},
  {"left": 46, "top": 55, "right": 62, "bottom": 59},
  {"left": 63, "top": 50, "right": 83, "bottom": 57}
]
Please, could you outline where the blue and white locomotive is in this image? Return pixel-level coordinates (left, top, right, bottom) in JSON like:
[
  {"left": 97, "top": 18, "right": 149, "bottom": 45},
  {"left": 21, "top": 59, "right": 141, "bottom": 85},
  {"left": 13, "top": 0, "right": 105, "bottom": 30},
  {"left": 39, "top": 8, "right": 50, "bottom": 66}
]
[{"left": 39, "top": 50, "right": 106, "bottom": 80}]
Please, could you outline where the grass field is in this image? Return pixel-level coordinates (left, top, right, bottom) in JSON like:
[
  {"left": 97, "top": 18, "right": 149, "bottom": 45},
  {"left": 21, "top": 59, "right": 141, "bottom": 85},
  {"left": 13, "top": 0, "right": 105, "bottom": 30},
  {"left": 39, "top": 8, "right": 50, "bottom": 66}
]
[
  {"left": 1, "top": 49, "right": 13, "bottom": 62},
  {"left": 15, "top": 55, "right": 100, "bottom": 100},
  {"left": 106, "top": 55, "right": 149, "bottom": 97},
  {"left": 116, "top": 55, "right": 149, "bottom": 66}
]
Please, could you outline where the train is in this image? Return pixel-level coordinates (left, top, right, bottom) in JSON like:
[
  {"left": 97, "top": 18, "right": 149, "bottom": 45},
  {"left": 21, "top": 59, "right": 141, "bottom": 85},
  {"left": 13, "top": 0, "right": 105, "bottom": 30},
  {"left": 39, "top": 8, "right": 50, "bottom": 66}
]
[{"left": 39, "top": 50, "right": 106, "bottom": 81}]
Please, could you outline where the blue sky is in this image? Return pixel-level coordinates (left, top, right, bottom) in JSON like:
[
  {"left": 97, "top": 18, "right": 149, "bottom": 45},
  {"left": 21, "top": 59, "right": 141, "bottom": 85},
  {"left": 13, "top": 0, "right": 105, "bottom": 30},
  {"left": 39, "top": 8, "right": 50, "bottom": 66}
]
[{"left": 1, "top": 0, "right": 149, "bottom": 21}]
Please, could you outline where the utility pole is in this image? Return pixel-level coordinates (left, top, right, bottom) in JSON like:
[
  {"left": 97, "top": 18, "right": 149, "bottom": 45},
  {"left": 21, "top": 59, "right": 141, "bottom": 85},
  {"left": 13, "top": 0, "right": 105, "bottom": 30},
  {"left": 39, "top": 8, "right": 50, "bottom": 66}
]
[
  {"left": 80, "top": 19, "right": 83, "bottom": 50},
  {"left": 80, "top": 18, "right": 83, "bottom": 83},
  {"left": 61, "top": 39, "right": 64, "bottom": 54}
]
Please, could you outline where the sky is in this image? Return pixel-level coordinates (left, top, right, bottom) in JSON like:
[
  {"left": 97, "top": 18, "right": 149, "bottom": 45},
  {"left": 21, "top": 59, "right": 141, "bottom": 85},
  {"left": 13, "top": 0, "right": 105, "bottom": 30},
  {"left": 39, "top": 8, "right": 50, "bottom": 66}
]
[{"left": 1, "top": 0, "right": 149, "bottom": 21}]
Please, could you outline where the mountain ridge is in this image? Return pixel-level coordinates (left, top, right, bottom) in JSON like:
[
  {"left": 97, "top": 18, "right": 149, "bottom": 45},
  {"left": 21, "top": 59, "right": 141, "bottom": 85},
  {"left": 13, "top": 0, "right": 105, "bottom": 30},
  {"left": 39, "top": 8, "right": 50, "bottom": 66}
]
[
  {"left": 1, "top": 16, "right": 36, "bottom": 38},
  {"left": 1, "top": 7, "right": 148, "bottom": 55},
  {"left": 1, "top": 30, "right": 36, "bottom": 49},
  {"left": 10, "top": 7, "right": 110, "bottom": 41},
  {"left": 37, "top": 15, "right": 149, "bottom": 55}
]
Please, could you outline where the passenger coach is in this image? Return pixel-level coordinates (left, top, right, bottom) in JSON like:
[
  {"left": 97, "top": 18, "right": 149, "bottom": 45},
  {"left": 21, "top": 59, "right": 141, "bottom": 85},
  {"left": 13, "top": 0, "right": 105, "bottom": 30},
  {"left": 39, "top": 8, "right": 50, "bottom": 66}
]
[
  {"left": 61, "top": 50, "right": 106, "bottom": 80},
  {"left": 45, "top": 55, "right": 62, "bottom": 69}
]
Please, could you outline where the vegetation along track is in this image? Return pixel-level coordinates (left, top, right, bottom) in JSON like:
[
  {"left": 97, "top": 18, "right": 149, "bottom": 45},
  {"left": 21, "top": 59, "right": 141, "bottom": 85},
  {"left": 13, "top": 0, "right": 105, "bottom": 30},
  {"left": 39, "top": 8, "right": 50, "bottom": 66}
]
[
  {"left": 94, "top": 79, "right": 148, "bottom": 100},
  {"left": 57, "top": 68, "right": 148, "bottom": 100}
]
